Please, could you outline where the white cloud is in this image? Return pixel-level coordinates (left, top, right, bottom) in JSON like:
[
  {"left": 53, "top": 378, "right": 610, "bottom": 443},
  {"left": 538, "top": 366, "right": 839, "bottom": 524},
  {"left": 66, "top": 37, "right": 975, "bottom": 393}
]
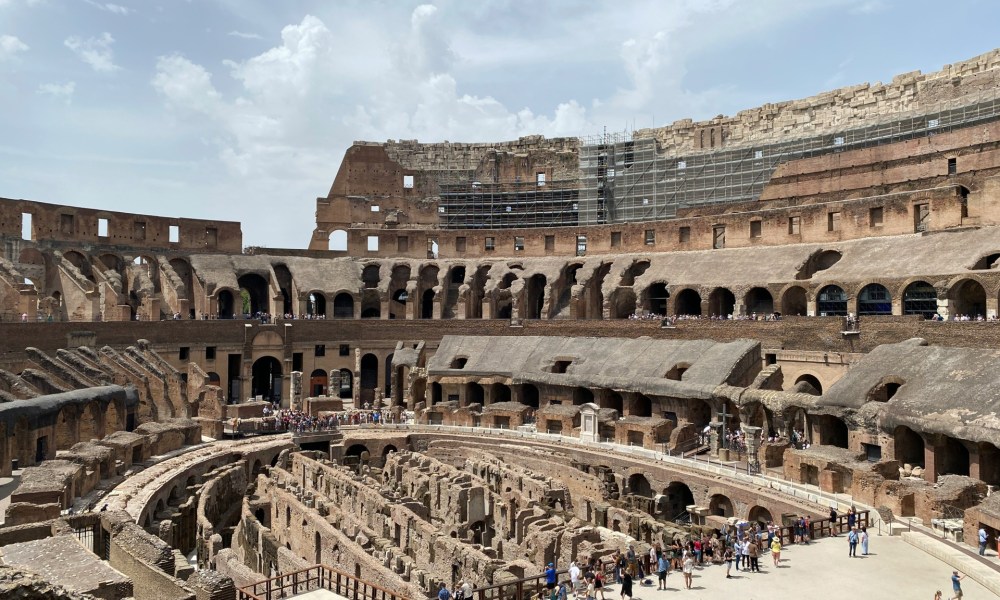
[
  {"left": 64, "top": 32, "right": 120, "bottom": 72},
  {"left": 0, "top": 34, "right": 29, "bottom": 61},
  {"left": 151, "top": 54, "right": 222, "bottom": 114},
  {"left": 228, "top": 30, "right": 263, "bottom": 40},
  {"left": 37, "top": 81, "right": 75, "bottom": 103},
  {"left": 84, "top": 1, "right": 131, "bottom": 15}
]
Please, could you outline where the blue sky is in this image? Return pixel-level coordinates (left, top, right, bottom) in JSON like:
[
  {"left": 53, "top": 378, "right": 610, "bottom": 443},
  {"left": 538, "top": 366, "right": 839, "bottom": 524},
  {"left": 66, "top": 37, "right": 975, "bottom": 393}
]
[{"left": 1, "top": 0, "right": 999, "bottom": 248}]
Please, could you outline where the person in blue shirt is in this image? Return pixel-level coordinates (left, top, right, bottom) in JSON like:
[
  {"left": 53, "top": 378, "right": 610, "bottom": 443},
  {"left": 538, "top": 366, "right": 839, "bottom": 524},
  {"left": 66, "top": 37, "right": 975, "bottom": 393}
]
[
  {"left": 656, "top": 553, "right": 670, "bottom": 590},
  {"left": 545, "top": 563, "right": 557, "bottom": 590},
  {"left": 437, "top": 582, "right": 451, "bottom": 600},
  {"left": 847, "top": 527, "right": 859, "bottom": 557},
  {"left": 951, "top": 571, "right": 966, "bottom": 599}
]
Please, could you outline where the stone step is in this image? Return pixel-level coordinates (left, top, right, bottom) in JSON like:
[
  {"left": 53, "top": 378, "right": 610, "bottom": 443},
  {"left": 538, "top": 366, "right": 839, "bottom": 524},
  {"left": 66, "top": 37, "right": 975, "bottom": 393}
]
[{"left": 901, "top": 531, "right": 1000, "bottom": 597}]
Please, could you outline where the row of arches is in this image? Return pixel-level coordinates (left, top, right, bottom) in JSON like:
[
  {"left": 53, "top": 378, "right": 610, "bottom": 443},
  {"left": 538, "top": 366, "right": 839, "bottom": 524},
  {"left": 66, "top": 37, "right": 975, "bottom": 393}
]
[{"left": 247, "top": 353, "right": 391, "bottom": 403}]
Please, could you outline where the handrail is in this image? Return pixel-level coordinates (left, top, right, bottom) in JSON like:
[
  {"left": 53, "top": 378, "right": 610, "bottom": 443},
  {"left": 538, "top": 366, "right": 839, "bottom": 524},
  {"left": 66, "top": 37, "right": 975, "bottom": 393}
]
[{"left": 237, "top": 564, "right": 409, "bottom": 600}]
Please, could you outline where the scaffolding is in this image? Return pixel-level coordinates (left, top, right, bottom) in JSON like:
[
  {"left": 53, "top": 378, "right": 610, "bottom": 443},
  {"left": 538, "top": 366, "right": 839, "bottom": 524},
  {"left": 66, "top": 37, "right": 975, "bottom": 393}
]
[{"left": 433, "top": 93, "right": 1000, "bottom": 229}]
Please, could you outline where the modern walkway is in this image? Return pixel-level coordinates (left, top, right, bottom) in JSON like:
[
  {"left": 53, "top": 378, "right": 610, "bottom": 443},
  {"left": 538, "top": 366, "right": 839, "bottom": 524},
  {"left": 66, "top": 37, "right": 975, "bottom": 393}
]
[{"left": 593, "top": 535, "right": 997, "bottom": 599}]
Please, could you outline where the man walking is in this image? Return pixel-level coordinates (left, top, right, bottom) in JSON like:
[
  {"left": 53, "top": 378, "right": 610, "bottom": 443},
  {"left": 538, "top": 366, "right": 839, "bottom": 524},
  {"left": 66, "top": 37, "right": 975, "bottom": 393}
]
[
  {"left": 847, "top": 526, "right": 859, "bottom": 557},
  {"left": 951, "top": 571, "right": 966, "bottom": 599},
  {"left": 978, "top": 526, "right": 988, "bottom": 556},
  {"left": 747, "top": 538, "right": 760, "bottom": 572}
]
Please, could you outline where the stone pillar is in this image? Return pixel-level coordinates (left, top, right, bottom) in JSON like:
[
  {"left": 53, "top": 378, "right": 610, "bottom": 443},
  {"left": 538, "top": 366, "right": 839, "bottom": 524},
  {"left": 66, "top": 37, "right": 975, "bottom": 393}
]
[
  {"left": 743, "top": 425, "right": 762, "bottom": 474},
  {"left": 923, "top": 436, "right": 939, "bottom": 484},
  {"left": 380, "top": 297, "right": 391, "bottom": 320},
  {"left": 806, "top": 299, "right": 817, "bottom": 317},
  {"left": 987, "top": 297, "right": 999, "bottom": 320},
  {"left": 936, "top": 298, "right": 950, "bottom": 320},
  {"left": 710, "top": 421, "right": 724, "bottom": 454},
  {"left": 968, "top": 442, "right": 981, "bottom": 481},
  {"left": 290, "top": 371, "right": 302, "bottom": 410}
]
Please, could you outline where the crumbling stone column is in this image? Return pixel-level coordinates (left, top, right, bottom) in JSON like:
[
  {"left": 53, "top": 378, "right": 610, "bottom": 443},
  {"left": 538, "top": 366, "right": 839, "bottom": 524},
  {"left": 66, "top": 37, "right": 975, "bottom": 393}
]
[
  {"left": 710, "top": 421, "right": 723, "bottom": 454},
  {"left": 290, "top": 371, "right": 302, "bottom": 410}
]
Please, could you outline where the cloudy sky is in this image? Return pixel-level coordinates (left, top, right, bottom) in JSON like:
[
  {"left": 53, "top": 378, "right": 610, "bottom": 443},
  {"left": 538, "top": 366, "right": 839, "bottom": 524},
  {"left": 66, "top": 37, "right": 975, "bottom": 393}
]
[{"left": 1, "top": 0, "right": 998, "bottom": 248}]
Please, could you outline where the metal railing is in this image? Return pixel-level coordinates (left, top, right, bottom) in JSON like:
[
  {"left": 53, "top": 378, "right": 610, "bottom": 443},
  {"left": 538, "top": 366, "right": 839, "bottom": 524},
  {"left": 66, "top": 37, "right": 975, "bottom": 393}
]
[{"left": 238, "top": 565, "right": 408, "bottom": 600}]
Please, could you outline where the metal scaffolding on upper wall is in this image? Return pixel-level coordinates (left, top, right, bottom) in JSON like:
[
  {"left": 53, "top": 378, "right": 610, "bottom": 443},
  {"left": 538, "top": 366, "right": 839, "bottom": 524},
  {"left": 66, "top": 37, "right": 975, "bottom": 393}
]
[{"left": 434, "top": 92, "right": 1000, "bottom": 229}]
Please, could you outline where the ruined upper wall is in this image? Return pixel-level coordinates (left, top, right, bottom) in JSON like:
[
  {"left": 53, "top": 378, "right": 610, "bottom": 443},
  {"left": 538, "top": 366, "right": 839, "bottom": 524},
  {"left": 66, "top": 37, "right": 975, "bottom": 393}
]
[
  {"left": 633, "top": 48, "right": 1000, "bottom": 154},
  {"left": 379, "top": 135, "right": 581, "bottom": 177},
  {"left": 0, "top": 197, "right": 243, "bottom": 253}
]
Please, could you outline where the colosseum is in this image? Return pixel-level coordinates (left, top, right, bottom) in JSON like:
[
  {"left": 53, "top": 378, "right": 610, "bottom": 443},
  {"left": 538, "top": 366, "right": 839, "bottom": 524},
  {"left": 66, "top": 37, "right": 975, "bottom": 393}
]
[{"left": 3, "top": 48, "right": 1000, "bottom": 600}]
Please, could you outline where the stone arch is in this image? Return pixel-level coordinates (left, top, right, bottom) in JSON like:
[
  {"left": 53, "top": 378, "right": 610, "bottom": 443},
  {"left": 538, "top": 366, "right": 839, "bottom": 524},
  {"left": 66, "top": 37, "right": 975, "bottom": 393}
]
[
  {"left": 251, "top": 356, "right": 282, "bottom": 402},
  {"left": 645, "top": 282, "right": 670, "bottom": 316},
  {"left": 328, "top": 230, "right": 347, "bottom": 251},
  {"left": 941, "top": 436, "right": 970, "bottom": 476},
  {"left": 902, "top": 280, "right": 937, "bottom": 318},
  {"left": 217, "top": 288, "right": 237, "bottom": 319},
  {"left": 388, "top": 265, "right": 411, "bottom": 319},
  {"left": 674, "top": 288, "right": 702, "bottom": 316},
  {"left": 619, "top": 259, "right": 650, "bottom": 286},
  {"left": 794, "top": 373, "right": 823, "bottom": 395},
  {"left": 950, "top": 278, "right": 987, "bottom": 318},
  {"left": 627, "top": 473, "right": 653, "bottom": 498},
  {"left": 309, "top": 369, "right": 328, "bottom": 397},
  {"left": 491, "top": 383, "right": 511, "bottom": 404},
  {"left": 780, "top": 285, "right": 808, "bottom": 316},
  {"left": 661, "top": 482, "right": 694, "bottom": 521},
  {"left": 894, "top": 426, "right": 924, "bottom": 467},
  {"left": 337, "top": 369, "right": 353, "bottom": 399},
  {"left": 709, "top": 493, "right": 734, "bottom": 518},
  {"left": 632, "top": 394, "right": 652, "bottom": 418},
  {"left": 857, "top": 282, "right": 891, "bottom": 315},
  {"left": 744, "top": 287, "right": 774, "bottom": 315},
  {"left": 708, "top": 287, "right": 735, "bottom": 317},
  {"left": 360, "top": 354, "right": 378, "bottom": 405},
  {"left": 817, "top": 285, "right": 848, "bottom": 316},
  {"left": 466, "top": 382, "right": 484, "bottom": 406},
  {"left": 608, "top": 287, "right": 636, "bottom": 319},
  {"left": 795, "top": 249, "right": 842, "bottom": 280},
  {"left": 345, "top": 444, "right": 370, "bottom": 462},
  {"left": 522, "top": 384, "right": 539, "bottom": 409},
  {"left": 602, "top": 391, "right": 623, "bottom": 413},
  {"left": 572, "top": 387, "right": 594, "bottom": 405},
  {"left": 867, "top": 376, "right": 905, "bottom": 403},
  {"left": 237, "top": 273, "right": 270, "bottom": 315},
  {"left": 748, "top": 505, "right": 773, "bottom": 524},
  {"left": 332, "top": 292, "right": 354, "bottom": 319},
  {"left": 306, "top": 291, "right": 326, "bottom": 317},
  {"left": 524, "top": 274, "right": 546, "bottom": 319},
  {"left": 816, "top": 414, "right": 848, "bottom": 448}
]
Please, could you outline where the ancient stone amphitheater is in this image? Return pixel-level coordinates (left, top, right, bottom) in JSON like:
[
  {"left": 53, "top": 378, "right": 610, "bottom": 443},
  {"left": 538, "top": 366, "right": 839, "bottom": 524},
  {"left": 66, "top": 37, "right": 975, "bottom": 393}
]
[{"left": 3, "top": 49, "right": 1000, "bottom": 600}]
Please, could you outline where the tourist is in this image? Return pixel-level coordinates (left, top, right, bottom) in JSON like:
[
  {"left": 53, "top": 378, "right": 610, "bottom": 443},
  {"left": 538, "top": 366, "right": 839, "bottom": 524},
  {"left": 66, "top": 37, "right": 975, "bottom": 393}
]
[
  {"left": 585, "top": 575, "right": 596, "bottom": 600},
  {"left": 848, "top": 526, "right": 859, "bottom": 557},
  {"left": 545, "top": 562, "right": 556, "bottom": 590},
  {"left": 569, "top": 561, "right": 581, "bottom": 595},
  {"left": 770, "top": 536, "right": 781, "bottom": 566},
  {"left": 611, "top": 551, "right": 622, "bottom": 584},
  {"left": 847, "top": 506, "right": 857, "bottom": 530},
  {"left": 978, "top": 526, "right": 988, "bottom": 555},
  {"left": 950, "top": 571, "right": 966, "bottom": 599},
  {"left": 656, "top": 550, "right": 669, "bottom": 590},
  {"left": 829, "top": 506, "right": 839, "bottom": 536},
  {"left": 593, "top": 566, "right": 606, "bottom": 600},
  {"left": 459, "top": 580, "right": 472, "bottom": 599},
  {"left": 723, "top": 544, "right": 734, "bottom": 578},
  {"left": 437, "top": 582, "right": 451, "bottom": 600},
  {"left": 619, "top": 570, "right": 633, "bottom": 600},
  {"left": 681, "top": 551, "right": 694, "bottom": 589},
  {"left": 747, "top": 537, "right": 760, "bottom": 572},
  {"left": 935, "top": 591, "right": 943, "bottom": 600},
  {"left": 860, "top": 526, "right": 869, "bottom": 555}
]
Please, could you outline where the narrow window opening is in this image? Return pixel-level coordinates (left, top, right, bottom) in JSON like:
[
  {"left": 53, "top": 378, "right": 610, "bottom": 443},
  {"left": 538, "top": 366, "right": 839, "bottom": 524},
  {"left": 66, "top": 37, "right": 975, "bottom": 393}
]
[
  {"left": 403, "top": 175, "right": 414, "bottom": 189},
  {"left": 169, "top": 225, "right": 180, "bottom": 243},
  {"left": 679, "top": 226, "right": 691, "bottom": 243},
  {"left": 367, "top": 235, "right": 379, "bottom": 252},
  {"left": 21, "top": 213, "right": 32, "bottom": 240},
  {"left": 947, "top": 157, "right": 957, "bottom": 175},
  {"left": 645, "top": 229, "right": 656, "bottom": 245},
  {"left": 870, "top": 207, "right": 884, "bottom": 227},
  {"left": 98, "top": 218, "right": 109, "bottom": 237},
  {"left": 749, "top": 221, "right": 762, "bottom": 238},
  {"left": 514, "top": 237, "right": 524, "bottom": 251}
]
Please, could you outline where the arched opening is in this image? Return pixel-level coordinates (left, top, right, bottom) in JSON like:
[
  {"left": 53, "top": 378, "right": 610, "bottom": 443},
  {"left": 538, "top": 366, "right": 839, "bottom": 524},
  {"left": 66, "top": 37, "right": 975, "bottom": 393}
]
[
  {"left": 345, "top": 444, "right": 370, "bottom": 462},
  {"left": 745, "top": 287, "right": 774, "bottom": 315},
  {"left": 307, "top": 292, "right": 326, "bottom": 317},
  {"left": 524, "top": 274, "right": 546, "bottom": 319},
  {"left": 608, "top": 288, "right": 637, "bottom": 319},
  {"left": 360, "top": 293, "right": 381, "bottom": 318},
  {"left": 708, "top": 288, "right": 735, "bottom": 317},
  {"left": 309, "top": 369, "right": 328, "bottom": 397},
  {"left": 362, "top": 264, "right": 380, "bottom": 288},
  {"left": 709, "top": 494, "right": 734, "bottom": 518},
  {"left": 794, "top": 374, "right": 823, "bottom": 396},
  {"left": 941, "top": 437, "right": 970, "bottom": 476},
  {"left": 442, "top": 266, "right": 465, "bottom": 319},
  {"left": 431, "top": 382, "right": 443, "bottom": 405},
  {"left": 384, "top": 353, "right": 393, "bottom": 399},
  {"left": 360, "top": 354, "right": 378, "bottom": 405},
  {"left": 632, "top": 394, "right": 652, "bottom": 418},
  {"left": 337, "top": 369, "right": 353, "bottom": 399},
  {"left": 217, "top": 290, "right": 236, "bottom": 319},
  {"left": 748, "top": 506, "right": 773, "bottom": 524},
  {"left": 315, "top": 532, "right": 322, "bottom": 564},
  {"left": 468, "top": 265, "right": 491, "bottom": 319},
  {"left": 977, "top": 442, "right": 1000, "bottom": 486},
  {"left": 952, "top": 279, "right": 986, "bottom": 318},
  {"left": 816, "top": 414, "right": 849, "bottom": 449},
  {"left": 781, "top": 286, "right": 808, "bottom": 316},
  {"left": 572, "top": 387, "right": 594, "bottom": 406},
  {"left": 388, "top": 265, "right": 411, "bottom": 319},
  {"left": 867, "top": 378, "right": 904, "bottom": 403},
  {"left": 627, "top": 473, "right": 653, "bottom": 498},
  {"left": 466, "top": 382, "right": 484, "bottom": 406},
  {"left": 328, "top": 230, "right": 348, "bottom": 251},
  {"left": 237, "top": 273, "right": 270, "bottom": 315},
  {"left": 251, "top": 357, "right": 283, "bottom": 402},
  {"left": 273, "top": 264, "right": 294, "bottom": 316},
  {"left": 661, "top": 482, "right": 694, "bottom": 521},
  {"left": 333, "top": 293, "right": 354, "bottom": 319},
  {"left": 796, "top": 249, "right": 842, "bottom": 280},
  {"left": 420, "top": 289, "right": 435, "bottom": 319},
  {"left": 647, "top": 282, "right": 669, "bottom": 316},
  {"left": 894, "top": 426, "right": 924, "bottom": 467},
  {"left": 522, "top": 384, "right": 539, "bottom": 409},
  {"left": 620, "top": 260, "right": 650, "bottom": 286},
  {"left": 857, "top": 283, "right": 891, "bottom": 316},
  {"left": 817, "top": 285, "right": 848, "bottom": 316},
  {"left": 903, "top": 281, "right": 937, "bottom": 318},
  {"left": 602, "top": 391, "right": 623, "bottom": 413},
  {"left": 970, "top": 251, "right": 1000, "bottom": 270},
  {"left": 675, "top": 289, "right": 702, "bottom": 316},
  {"left": 382, "top": 444, "right": 398, "bottom": 457},
  {"left": 491, "top": 383, "right": 511, "bottom": 404}
]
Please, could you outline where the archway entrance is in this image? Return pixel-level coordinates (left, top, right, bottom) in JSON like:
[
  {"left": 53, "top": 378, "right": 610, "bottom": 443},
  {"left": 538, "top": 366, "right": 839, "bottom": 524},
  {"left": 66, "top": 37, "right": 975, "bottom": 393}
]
[
  {"left": 309, "top": 369, "right": 328, "bottom": 397},
  {"left": 903, "top": 281, "right": 937, "bottom": 318},
  {"left": 709, "top": 494, "right": 734, "bottom": 518},
  {"left": 627, "top": 473, "right": 653, "bottom": 498},
  {"left": 745, "top": 287, "right": 774, "bottom": 315},
  {"left": 218, "top": 290, "right": 235, "bottom": 319},
  {"left": 858, "top": 283, "right": 891, "bottom": 316},
  {"left": 675, "top": 289, "right": 702, "bottom": 316},
  {"left": 661, "top": 482, "right": 694, "bottom": 522},
  {"left": 333, "top": 293, "right": 354, "bottom": 318},
  {"left": 647, "top": 283, "right": 669, "bottom": 316},
  {"left": 237, "top": 273, "right": 270, "bottom": 315},
  {"left": 781, "top": 286, "right": 808, "bottom": 316},
  {"left": 952, "top": 279, "right": 986, "bottom": 318},
  {"left": 360, "top": 354, "right": 378, "bottom": 406},
  {"left": 251, "top": 357, "right": 282, "bottom": 402},
  {"left": 708, "top": 288, "right": 735, "bottom": 317},
  {"left": 894, "top": 426, "right": 924, "bottom": 467},
  {"left": 817, "top": 285, "right": 847, "bottom": 316},
  {"left": 816, "top": 414, "right": 849, "bottom": 448},
  {"left": 525, "top": 274, "right": 546, "bottom": 319}
]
